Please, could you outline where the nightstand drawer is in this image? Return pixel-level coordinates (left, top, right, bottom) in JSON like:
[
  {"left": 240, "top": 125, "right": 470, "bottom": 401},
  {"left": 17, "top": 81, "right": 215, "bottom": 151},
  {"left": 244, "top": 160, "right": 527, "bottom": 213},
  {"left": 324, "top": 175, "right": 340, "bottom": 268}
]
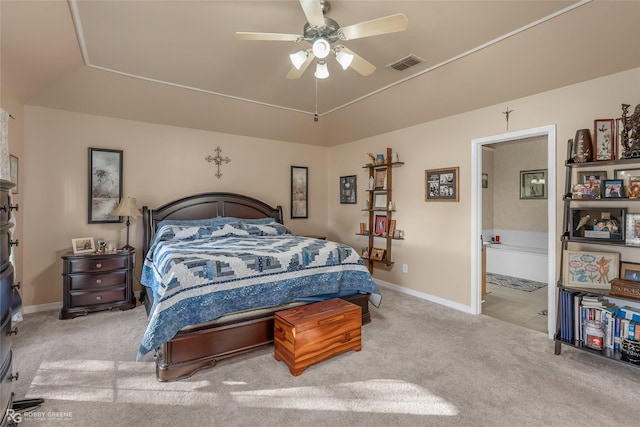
[
  {"left": 70, "top": 288, "right": 126, "bottom": 307},
  {"left": 68, "top": 271, "right": 127, "bottom": 290},
  {"left": 67, "top": 256, "right": 127, "bottom": 273}
]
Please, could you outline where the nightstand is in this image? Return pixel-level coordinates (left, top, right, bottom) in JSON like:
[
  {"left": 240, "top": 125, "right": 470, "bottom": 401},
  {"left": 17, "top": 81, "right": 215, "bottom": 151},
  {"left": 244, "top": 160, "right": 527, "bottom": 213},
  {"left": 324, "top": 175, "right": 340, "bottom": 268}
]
[{"left": 60, "top": 250, "right": 136, "bottom": 319}]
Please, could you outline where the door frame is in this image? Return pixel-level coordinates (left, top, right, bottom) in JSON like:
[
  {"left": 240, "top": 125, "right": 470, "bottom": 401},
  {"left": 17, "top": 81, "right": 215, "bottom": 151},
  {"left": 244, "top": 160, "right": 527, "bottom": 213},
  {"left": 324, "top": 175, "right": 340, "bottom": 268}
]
[{"left": 470, "top": 125, "right": 557, "bottom": 338}]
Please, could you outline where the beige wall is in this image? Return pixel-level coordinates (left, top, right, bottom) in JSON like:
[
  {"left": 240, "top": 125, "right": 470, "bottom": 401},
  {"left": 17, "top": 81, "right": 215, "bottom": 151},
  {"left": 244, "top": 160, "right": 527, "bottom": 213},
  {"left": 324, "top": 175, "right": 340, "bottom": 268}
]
[
  {"left": 22, "top": 107, "right": 328, "bottom": 306},
  {"left": 492, "top": 137, "right": 547, "bottom": 232},
  {"left": 12, "top": 66, "right": 640, "bottom": 311}
]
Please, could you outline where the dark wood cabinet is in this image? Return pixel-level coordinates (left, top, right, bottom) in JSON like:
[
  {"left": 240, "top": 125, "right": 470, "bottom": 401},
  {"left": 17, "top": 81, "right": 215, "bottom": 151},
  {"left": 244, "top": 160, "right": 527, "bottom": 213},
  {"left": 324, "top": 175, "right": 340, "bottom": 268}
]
[
  {"left": 60, "top": 250, "right": 136, "bottom": 319},
  {"left": 0, "top": 179, "right": 18, "bottom": 426}
]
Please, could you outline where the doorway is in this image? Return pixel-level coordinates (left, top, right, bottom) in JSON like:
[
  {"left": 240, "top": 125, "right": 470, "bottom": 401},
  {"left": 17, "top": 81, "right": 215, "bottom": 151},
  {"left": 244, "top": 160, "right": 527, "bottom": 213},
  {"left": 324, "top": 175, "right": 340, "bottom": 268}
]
[{"left": 470, "top": 126, "right": 557, "bottom": 339}]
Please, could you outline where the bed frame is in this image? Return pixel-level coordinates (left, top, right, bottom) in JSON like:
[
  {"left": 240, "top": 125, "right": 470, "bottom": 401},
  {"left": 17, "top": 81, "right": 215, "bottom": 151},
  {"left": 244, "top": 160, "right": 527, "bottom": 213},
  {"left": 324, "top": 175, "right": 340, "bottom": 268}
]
[{"left": 141, "top": 192, "right": 372, "bottom": 381}]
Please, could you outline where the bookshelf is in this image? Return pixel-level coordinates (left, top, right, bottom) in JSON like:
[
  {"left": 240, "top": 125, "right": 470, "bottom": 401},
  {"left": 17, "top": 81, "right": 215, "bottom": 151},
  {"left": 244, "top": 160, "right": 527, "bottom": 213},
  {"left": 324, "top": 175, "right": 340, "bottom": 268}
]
[{"left": 555, "top": 138, "right": 640, "bottom": 368}]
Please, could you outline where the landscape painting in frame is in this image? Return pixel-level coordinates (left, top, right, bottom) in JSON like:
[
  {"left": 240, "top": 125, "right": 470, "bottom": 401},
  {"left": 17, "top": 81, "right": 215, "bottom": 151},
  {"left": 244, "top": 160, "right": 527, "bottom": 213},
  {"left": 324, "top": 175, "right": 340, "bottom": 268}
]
[
  {"left": 563, "top": 250, "right": 620, "bottom": 290},
  {"left": 88, "top": 148, "right": 123, "bottom": 224},
  {"left": 291, "top": 166, "right": 308, "bottom": 218}
]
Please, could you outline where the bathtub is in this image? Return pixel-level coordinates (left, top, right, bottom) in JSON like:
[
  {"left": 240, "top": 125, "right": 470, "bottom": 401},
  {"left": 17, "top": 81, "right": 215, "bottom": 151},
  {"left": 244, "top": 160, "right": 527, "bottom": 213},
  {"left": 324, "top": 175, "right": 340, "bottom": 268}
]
[{"left": 485, "top": 243, "right": 548, "bottom": 283}]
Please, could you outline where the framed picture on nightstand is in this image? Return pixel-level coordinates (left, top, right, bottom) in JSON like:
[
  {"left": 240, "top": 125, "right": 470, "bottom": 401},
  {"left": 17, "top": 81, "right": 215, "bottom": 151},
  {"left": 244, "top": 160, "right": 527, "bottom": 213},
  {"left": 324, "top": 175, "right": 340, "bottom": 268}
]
[{"left": 72, "top": 237, "right": 95, "bottom": 255}]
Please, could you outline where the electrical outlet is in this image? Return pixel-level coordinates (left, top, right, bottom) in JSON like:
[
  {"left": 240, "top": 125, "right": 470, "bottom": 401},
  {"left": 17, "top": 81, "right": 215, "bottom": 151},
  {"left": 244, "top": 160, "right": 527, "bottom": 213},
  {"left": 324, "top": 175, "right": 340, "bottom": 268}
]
[{"left": 402, "top": 264, "right": 408, "bottom": 273}]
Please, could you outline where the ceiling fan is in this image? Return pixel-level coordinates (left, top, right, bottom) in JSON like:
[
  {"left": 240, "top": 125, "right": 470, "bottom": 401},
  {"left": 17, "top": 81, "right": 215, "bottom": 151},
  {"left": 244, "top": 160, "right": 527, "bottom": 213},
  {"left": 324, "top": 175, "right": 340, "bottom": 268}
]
[{"left": 234, "top": 0, "right": 408, "bottom": 80}]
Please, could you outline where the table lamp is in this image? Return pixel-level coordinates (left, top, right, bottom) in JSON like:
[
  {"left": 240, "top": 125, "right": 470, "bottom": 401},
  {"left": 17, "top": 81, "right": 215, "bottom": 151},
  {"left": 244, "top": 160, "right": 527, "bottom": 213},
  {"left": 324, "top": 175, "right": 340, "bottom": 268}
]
[{"left": 112, "top": 197, "right": 141, "bottom": 251}]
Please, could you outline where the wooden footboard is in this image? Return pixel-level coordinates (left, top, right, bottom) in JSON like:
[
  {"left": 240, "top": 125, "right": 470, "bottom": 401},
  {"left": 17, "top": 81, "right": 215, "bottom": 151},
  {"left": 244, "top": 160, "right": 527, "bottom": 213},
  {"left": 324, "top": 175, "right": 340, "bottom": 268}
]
[{"left": 142, "top": 291, "right": 371, "bottom": 382}]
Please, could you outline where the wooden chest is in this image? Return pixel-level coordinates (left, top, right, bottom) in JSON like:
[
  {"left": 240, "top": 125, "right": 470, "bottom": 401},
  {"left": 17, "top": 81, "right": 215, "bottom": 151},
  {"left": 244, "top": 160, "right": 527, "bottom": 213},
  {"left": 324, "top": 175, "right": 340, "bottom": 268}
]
[{"left": 274, "top": 298, "right": 361, "bottom": 376}]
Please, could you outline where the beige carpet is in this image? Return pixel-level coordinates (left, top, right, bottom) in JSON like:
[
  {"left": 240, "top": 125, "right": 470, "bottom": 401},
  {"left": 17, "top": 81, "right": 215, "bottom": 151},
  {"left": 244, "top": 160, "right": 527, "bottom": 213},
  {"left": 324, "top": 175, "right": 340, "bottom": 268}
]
[{"left": 11, "top": 287, "right": 640, "bottom": 426}]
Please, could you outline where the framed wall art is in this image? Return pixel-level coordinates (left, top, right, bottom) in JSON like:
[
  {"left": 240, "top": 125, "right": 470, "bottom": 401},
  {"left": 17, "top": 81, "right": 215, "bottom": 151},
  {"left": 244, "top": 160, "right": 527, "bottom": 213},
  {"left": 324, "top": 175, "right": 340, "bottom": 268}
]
[
  {"left": 88, "top": 148, "right": 123, "bottom": 224},
  {"left": 291, "top": 166, "right": 308, "bottom": 218},
  {"left": 425, "top": 167, "right": 459, "bottom": 202},
  {"left": 339, "top": 175, "right": 356, "bottom": 204},
  {"left": 594, "top": 119, "right": 615, "bottom": 161},
  {"left": 72, "top": 237, "right": 95, "bottom": 255},
  {"left": 570, "top": 207, "right": 626, "bottom": 243},
  {"left": 9, "top": 154, "right": 18, "bottom": 194},
  {"left": 563, "top": 250, "right": 620, "bottom": 289},
  {"left": 620, "top": 261, "right": 640, "bottom": 282},
  {"left": 626, "top": 214, "right": 640, "bottom": 246},
  {"left": 520, "top": 169, "right": 547, "bottom": 199}
]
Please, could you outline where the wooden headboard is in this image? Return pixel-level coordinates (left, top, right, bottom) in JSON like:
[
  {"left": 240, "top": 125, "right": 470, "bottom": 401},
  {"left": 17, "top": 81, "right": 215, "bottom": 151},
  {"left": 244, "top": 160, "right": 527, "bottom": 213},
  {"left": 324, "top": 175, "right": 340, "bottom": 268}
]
[{"left": 142, "top": 192, "right": 283, "bottom": 257}]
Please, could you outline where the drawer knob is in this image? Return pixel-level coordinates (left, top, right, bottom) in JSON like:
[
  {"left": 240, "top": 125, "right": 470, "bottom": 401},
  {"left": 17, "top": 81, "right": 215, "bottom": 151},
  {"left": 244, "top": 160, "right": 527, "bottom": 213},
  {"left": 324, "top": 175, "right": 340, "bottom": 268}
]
[
  {"left": 96, "top": 279, "right": 102, "bottom": 284},
  {"left": 11, "top": 282, "right": 21, "bottom": 290},
  {"left": 9, "top": 239, "right": 18, "bottom": 247},
  {"left": 95, "top": 263, "right": 102, "bottom": 269},
  {"left": 9, "top": 203, "right": 18, "bottom": 212},
  {"left": 9, "top": 372, "right": 18, "bottom": 382},
  {"left": 8, "top": 327, "right": 18, "bottom": 336},
  {"left": 96, "top": 295, "right": 102, "bottom": 301}
]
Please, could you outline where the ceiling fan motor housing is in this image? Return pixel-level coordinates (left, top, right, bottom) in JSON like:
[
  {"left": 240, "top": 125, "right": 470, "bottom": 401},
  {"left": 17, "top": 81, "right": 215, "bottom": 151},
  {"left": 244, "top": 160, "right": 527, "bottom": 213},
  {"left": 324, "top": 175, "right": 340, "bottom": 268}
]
[{"left": 303, "top": 18, "right": 341, "bottom": 43}]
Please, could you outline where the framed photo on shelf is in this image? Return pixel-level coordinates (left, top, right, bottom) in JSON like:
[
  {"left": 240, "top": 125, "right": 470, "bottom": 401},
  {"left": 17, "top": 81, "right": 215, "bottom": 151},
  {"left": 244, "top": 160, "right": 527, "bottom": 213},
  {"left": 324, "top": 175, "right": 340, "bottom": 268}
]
[
  {"left": 563, "top": 250, "right": 620, "bottom": 289},
  {"left": 594, "top": 119, "right": 615, "bottom": 161},
  {"left": 88, "top": 148, "right": 123, "bottom": 224},
  {"left": 291, "top": 166, "right": 308, "bottom": 218},
  {"left": 388, "top": 219, "right": 397, "bottom": 238},
  {"left": 339, "top": 175, "right": 356, "bottom": 204},
  {"left": 72, "top": 237, "right": 95, "bottom": 255},
  {"left": 614, "top": 168, "right": 640, "bottom": 197},
  {"left": 620, "top": 261, "right": 640, "bottom": 282},
  {"left": 520, "top": 169, "right": 547, "bottom": 199},
  {"left": 570, "top": 207, "right": 626, "bottom": 243},
  {"left": 374, "top": 169, "right": 386, "bottom": 189},
  {"left": 425, "top": 167, "right": 459, "bottom": 202},
  {"left": 370, "top": 247, "right": 385, "bottom": 261},
  {"left": 374, "top": 214, "right": 387, "bottom": 235},
  {"left": 373, "top": 192, "right": 387, "bottom": 210},
  {"left": 575, "top": 171, "right": 606, "bottom": 199},
  {"left": 603, "top": 179, "right": 623, "bottom": 198},
  {"left": 616, "top": 117, "right": 625, "bottom": 159},
  {"left": 625, "top": 214, "right": 640, "bottom": 246}
]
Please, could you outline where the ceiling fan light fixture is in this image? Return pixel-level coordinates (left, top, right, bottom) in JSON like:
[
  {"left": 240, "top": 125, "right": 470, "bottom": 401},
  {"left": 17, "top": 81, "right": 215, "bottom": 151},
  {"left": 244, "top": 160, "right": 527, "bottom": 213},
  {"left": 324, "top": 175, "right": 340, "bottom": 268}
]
[
  {"left": 312, "top": 38, "right": 331, "bottom": 59},
  {"left": 289, "top": 50, "right": 308, "bottom": 69},
  {"left": 315, "top": 61, "right": 329, "bottom": 79},
  {"left": 335, "top": 49, "right": 354, "bottom": 70}
]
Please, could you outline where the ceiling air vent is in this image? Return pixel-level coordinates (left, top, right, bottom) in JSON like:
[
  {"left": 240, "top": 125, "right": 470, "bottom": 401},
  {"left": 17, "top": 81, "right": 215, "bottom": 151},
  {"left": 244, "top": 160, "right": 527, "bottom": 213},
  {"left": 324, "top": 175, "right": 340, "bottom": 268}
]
[{"left": 387, "top": 54, "right": 424, "bottom": 71}]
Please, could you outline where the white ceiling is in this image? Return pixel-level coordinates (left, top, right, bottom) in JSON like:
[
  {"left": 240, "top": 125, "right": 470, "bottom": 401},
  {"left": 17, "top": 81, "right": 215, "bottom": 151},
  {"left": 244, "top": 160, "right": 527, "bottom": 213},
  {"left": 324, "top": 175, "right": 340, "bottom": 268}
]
[{"left": 3, "top": 1, "right": 640, "bottom": 146}]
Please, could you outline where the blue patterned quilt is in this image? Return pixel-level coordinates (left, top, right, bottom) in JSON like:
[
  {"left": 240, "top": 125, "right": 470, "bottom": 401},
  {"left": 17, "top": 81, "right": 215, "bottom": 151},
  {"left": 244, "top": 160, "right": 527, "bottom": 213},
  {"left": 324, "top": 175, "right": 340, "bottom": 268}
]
[{"left": 137, "top": 221, "right": 380, "bottom": 359}]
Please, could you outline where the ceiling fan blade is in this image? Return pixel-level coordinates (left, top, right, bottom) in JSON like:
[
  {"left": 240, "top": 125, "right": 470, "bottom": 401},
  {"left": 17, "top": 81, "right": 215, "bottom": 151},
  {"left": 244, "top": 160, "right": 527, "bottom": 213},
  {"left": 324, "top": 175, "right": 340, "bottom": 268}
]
[
  {"left": 235, "top": 32, "right": 302, "bottom": 42},
  {"left": 299, "top": 0, "right": 326, "bottom": 28},
  {"left": 339, "top": 13, "right": 408, "bottom": 40},
  {"left": 286, "top": 52, "right": 316, "bottom": 79},
  {"left": 339, "top": 46, "right": 376, "bottom": 76}
]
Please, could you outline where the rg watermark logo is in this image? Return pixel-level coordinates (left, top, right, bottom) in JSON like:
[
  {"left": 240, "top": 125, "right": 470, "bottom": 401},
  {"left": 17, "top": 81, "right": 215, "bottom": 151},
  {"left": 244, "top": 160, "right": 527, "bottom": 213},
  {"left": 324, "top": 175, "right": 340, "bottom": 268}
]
[
  {"left": 5, "top": 409, "right": 22, "bottom": 423},
  {"left": 5, "top": 409, "right": 73, "bottom": 423}
]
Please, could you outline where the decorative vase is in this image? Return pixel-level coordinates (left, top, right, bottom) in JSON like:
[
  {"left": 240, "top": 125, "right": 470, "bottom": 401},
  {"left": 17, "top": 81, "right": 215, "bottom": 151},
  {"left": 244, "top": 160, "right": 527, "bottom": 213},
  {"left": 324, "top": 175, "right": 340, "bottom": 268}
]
[{"left": 572, "top": 129, "right": 593, "bottom": 163}]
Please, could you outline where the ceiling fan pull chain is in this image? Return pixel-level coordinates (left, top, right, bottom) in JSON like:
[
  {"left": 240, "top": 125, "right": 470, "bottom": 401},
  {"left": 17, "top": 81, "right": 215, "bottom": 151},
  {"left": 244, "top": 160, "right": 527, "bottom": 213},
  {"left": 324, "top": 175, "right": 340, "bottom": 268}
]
[{"left": 314, "top": 77, "right": 319, "bottom": 122}]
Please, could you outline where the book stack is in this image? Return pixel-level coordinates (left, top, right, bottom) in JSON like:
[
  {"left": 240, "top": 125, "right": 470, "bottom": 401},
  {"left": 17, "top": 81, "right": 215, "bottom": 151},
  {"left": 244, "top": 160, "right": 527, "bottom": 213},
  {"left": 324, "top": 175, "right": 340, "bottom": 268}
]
[{"left": 559, "top": 290, "right": 640, "bottom": 359}]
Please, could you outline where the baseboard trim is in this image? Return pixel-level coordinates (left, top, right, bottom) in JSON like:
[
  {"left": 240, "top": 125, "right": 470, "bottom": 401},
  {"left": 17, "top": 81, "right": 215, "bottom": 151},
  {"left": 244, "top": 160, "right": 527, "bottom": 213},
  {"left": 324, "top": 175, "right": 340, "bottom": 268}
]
[
  {"left": 19, "top": 291, "right": 143, "bottom": 315},
  {"left": 374, "top": 279, "right": 475, "bottom": 314}
]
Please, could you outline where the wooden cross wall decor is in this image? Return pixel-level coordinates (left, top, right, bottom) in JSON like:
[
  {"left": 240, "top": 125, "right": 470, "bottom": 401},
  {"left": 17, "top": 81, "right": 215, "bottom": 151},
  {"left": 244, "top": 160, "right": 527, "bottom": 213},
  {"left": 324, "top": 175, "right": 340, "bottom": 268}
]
[{"left": 205, "top": 146, "right": 231, "bottom": 179}]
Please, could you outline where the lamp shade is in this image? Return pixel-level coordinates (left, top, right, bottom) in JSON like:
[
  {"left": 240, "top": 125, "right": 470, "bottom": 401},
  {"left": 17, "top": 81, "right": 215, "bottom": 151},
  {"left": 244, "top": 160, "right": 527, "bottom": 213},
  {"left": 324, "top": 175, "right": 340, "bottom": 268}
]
[
  {"left": 314, "top": 61, "right": 329, "bottom": 79},
  {"left": 289, "top": 50, "right": 308, "bottom": 69},
  {"left": 335, "top": 49, "right": 354, "bottom": 70},
  {"left": 112, "top": 197, "right": 141, "bottom": 217}
]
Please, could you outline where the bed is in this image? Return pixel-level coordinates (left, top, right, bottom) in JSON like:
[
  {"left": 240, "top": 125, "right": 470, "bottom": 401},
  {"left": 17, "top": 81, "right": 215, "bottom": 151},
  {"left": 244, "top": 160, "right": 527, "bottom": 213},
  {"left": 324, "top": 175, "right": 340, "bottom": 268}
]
[{"left": 139, "top": 192, "right": 380, "bottom": 381}]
